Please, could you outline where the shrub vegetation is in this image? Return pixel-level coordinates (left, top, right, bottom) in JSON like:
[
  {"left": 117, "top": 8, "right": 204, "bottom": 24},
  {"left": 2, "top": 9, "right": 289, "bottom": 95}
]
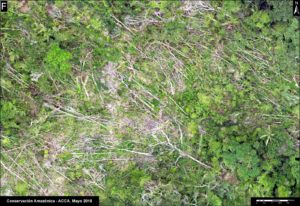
[{"left": 1, "top": 1, "right": 299, "bottom": 205}]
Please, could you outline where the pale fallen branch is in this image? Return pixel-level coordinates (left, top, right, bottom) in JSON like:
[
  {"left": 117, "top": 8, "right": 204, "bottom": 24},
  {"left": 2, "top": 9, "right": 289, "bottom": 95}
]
[
  {"left": 161, "top": 131, "right": 211, "bottom": 169},
  {"left": 111, "top": 14, "right": 135, "bottom": 34},
  {"left": 0, "top": 161, "right": 26, "bottom": 183}
]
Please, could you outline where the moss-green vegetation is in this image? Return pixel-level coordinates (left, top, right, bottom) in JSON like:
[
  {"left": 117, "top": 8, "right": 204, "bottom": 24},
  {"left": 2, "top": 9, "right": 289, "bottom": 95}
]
[{"left": 1, "top": 1, "right": 299, "bottom": 205}]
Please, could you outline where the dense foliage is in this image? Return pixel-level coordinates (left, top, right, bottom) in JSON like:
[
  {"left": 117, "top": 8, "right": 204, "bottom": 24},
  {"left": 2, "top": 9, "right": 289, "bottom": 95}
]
[{"left": 1, "top": 1, "right": 299, "bottom": 205}]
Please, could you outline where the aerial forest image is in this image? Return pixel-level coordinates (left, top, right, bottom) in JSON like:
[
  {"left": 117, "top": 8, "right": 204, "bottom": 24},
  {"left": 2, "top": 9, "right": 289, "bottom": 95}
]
[{"left": 0, "top": 0, "right": 299, "bottom": 205}]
